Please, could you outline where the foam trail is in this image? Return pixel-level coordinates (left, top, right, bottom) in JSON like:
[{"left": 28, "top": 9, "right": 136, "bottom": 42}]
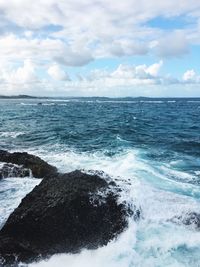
[
  {"left": 0, "top": 178, "right": 41, "bottom": 228},
  {"left": 0, "top": 132, "right": 25, "bottom": 138},
  {"left": 21, "top": 147, "right": 200, "bottom": 267}
]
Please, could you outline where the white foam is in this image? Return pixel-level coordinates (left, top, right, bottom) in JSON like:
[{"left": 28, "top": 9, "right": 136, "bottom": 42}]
[
  {"left": 140, "top": 100, "right": 164, "bottom": 103},
  {"left": 19, "top": 103, "right": 38, "bottom": 106},
  {"left": 0, "top": 178, "right": 41, "bottom": 228},
  {"left": 4, "top": 147, "right": 200, "bottom": 266},
  {"left": 0, "top": 132, "right": 25, "bottom": 138}
]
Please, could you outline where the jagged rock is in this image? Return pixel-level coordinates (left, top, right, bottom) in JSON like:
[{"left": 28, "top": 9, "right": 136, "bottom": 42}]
[
  {"left": 0, "top": 150, "right": 57, "bottom": 178},
  {"left": 183, "top": 212, "right": 200, "bottom": 228},
  {"left": 0, "top": 163, "right": 30, "bottom": 179},
  {"left": 173, "top": 212, "right": 200, "bottom": 229},
  {"left": 0, "top": 170, "right": 134, "bottom": 266}
]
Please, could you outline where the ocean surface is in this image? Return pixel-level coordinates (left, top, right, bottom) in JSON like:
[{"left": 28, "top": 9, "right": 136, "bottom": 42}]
[{"left": 0, "top": 98, "right": 200, "bottom": 267}]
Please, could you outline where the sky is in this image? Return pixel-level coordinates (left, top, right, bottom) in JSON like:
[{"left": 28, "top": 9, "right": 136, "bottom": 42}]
[{"left": 0, "top": 0, "right": 200, "bottom": 97}]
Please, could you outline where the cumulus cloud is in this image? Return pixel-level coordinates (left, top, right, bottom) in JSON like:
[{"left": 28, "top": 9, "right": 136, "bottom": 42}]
[
  {"left": 0, "top": 59, "right": 37, "bottom": 84},
  {"left": 0, "top": 34, "right": 93, "bottom": 67},
  {"left": 0, "top": 1, "right": 199, "bottom": 96},
  {"left": 61, "top": 63, "right": 200, "bottom": 95},
  {"left": 0, "top": 0, "right": 199, "bottom": 65},
  {"left": 153, "top": 31, "right": 189, "bottom": 58},
  {"left": 48, "top": 64, "right": 70, "bottom": 81},
  {"left": 183, "top": 69, "right": 200, "bottom": 83},
  {"left": 146, "top": 61, "right": 163, "bottom": 76},
  {"left": 0, "top": 60, "right": 199, "bottom": 96},
  {"left": 108, "top": 61, "right": 163, "bottom": 83},
  {"left": 0, "top": 59, "right": 41, "bottom": 94}
]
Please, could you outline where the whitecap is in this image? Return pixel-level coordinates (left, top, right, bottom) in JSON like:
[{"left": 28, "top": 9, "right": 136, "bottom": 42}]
[
  {"left": 4, "top": 147, "right": 200, "bottom": 267},
  {"left": 0, "top": 131, "right": 25, "bottom": 138},
  {"left": 0, "top": 177, "right": 41, "bottom": 228}
]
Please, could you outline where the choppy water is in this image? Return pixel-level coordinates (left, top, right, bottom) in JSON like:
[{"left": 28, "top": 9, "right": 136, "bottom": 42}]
[{"left": 0, "top": 98, "right": 200, "bottom": 267}]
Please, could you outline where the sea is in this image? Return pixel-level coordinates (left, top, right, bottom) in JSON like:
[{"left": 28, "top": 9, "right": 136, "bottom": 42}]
[{"left": 0, "top": 97, "right": 200, "bottom": 267}]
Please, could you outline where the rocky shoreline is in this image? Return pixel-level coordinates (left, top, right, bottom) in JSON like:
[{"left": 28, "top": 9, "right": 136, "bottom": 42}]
[
  {"left": 1, "top": 150, "right": 199, "bottom": 266},
  {"left": 0, "top": 150, "right": 57, "bottom": 179},
  {"left": 0, "top": 150, "right": 137, "bottom": 266}
]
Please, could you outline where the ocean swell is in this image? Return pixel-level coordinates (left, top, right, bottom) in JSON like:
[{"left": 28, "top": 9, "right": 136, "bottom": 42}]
[{"left": 1, "top": 99, "right": 200, "bottom": 266}]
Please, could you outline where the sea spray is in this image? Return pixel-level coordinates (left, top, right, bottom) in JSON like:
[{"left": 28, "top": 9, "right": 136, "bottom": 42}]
[{"left": 0, "top": 98, "right": 200, "bottom": 266}]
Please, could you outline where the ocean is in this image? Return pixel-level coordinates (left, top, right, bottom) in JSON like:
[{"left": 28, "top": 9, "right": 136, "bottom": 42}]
[{"left": 0, "top": 98, "right": 200, "bottom": 267}]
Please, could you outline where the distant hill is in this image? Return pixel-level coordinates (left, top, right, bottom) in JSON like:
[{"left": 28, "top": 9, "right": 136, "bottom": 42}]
[
  {"left": 1, "top": 95, "right": 200, "bottom": 101},
  {"left": 0, "top": 95, "right": 39, "bottom": 99}
]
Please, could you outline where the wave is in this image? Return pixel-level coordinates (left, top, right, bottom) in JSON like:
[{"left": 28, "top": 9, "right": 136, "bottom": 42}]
[
  {"left": 19, "top": 103, "right": 38, "bottom": 106},
  {"left": 139, "top": 100, "right": 164, "bottom": 103},
  {"left": 19, "top": 102, "right": 69, "bottom": 106},
  {"left": 18, "top": 100, "right": 169, "bottom": 106},
  {"left": 0, "top": 131, "right": 25, "bottom": 138},
  {"left": 2, "top": 147, "right": 200, "bottom": 266},
  {"left": 0, "top": 177, "right": 41, "bottom": 228},
  {"left": 29, "top": 224, "right": 200, "bottom": 267}
]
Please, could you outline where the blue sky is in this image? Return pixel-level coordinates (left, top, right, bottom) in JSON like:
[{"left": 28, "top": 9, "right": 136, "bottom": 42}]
[{"left": 0, "top": 0, "right": 200, "bottom": 97}]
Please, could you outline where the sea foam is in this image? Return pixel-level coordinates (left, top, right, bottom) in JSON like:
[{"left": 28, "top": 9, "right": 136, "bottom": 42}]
[{"left": 12, "top": 147, "right": 199, "bottom": 267}]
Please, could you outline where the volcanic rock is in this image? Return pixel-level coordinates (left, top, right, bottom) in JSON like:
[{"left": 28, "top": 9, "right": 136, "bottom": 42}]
[
  {"left": 0, "top": 150, "right": 57, "bottom": 178},
  {"left": 0, "top": 170, "right": 133, "bottom": 265},
  {"left": 174, "top": 212, "right": 200, "bottom": 229},
  {"left": 0, "top": 163, "right": 30, "bottom": 179}
]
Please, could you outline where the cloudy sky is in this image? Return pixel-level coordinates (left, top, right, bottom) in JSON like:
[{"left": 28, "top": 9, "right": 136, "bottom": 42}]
[{"left": 0, "top": 0, "right": 200, "bottom": 97}]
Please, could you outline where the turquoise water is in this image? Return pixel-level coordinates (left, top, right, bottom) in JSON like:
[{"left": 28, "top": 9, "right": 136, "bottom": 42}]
[{"left": 0, "top": 98, "right": 200, "bottom": 267}]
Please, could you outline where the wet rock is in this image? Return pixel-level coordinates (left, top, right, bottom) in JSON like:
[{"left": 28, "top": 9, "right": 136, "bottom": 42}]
[
  {"left": 172, "top": 212, "right": 200, "bottom": 229},
  {"left": 181, "top": 212, "right": 200, "bottom": 228},
  {"left": 0, "top": 170, "right": 133, "bottom": 265},
  {"left": 0, "top": 150, "right": 57, "bottom": 178},
  {"left": 0, "top": 163, "right": 30, "bottom": 179}
]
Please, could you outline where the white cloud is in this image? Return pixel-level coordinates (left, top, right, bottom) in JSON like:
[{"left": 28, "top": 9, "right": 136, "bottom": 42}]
[
  {"left": 1, "top": 59, "right": 37, "bottom": 84},
  {"left": 153, "top": 31, "right": 189, "bottom": 58},
  {"left": 146, "top": 61, "right": 163, "bottom": 76},
  {"left": 110, "top": 61, "right": 163, "bottom": 82},
  {"left": 183, "top": 69, "right": 200, "bottom": 83},
  {"left": 48, "top": 64, "right": 70, "bottom": 81},
  {"left": 183, "top": 69, "right": 196, "bottom": 81},
  {"left": 0, "top": 59, "right": 40, "bottom": 94},
  {"left": 0, "top": 61, "right": 199, "bottom": 96},
  {"left": 0, "top": 0, "right": 199, "bottom": 65},
  {"left": 0, "top": 34, "right": 93, "bottom": 67},
  {"left": 0, "top": 0, "right": 199, "bottom": 96},
  {"left": 60, "top": 63, "right": 200, "bottom": 95}
]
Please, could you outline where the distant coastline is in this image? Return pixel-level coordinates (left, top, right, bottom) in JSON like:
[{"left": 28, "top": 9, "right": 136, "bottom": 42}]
[
  {"left": 0, "top": 95, "right": 39, "bottom": 99},
  {"left": 1, "top": 95, "right": 200, "bottom": 101}
]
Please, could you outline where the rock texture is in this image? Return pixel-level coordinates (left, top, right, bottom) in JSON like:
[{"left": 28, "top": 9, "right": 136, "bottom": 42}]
[
  {"left": 0, "top": 163, "right": 30, "bottom": 179},
  {"left": 0, "top": 150, "right": 57, "bottom": 178},
  {"left": 0, "top": 170, "right": 133, "bottom": 266},
  {"left": 173, "top": 212, "right": 200, "bottom": 229}
]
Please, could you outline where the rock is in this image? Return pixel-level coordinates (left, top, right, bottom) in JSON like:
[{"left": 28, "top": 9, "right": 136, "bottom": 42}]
[
  {"left": 180, "top": 212, "right": 200, "bottom": 228},
  {"left": 0, "top": 150, "right": 57, "bottom": 178},
  {"left": 171, "top": 212, "right": 200, "bottom": 229},
  {"left": 0, "top": 170, "right": 133, "bottom": 265},
  {"left": 183, "top": 212, "right": 200, "bottom": 228},
  {"left": 0, "top": 163, "right": 30, "bottom": 179}
]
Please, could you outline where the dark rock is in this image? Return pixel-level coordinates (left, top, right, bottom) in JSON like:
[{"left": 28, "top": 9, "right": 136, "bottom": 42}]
[
  {"left": 183, "top": 212, "right": 200, "bottom": 228},
  {"left": 0, "top": 170, "right": 133, "bottom": 265},
  {"left": 0, "top": 163, "right": 30, "bottom": 179},
  {"left": 171, "top": 212, "right": 200, "bottom": 229},
  {"left": 0, "top": 150, "right": 57, "bottom": 178},
  {"left": 180, "top": 212, "right": 200, "bottom": 228}
]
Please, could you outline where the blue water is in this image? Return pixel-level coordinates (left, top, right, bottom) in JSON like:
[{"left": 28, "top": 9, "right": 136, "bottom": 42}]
[{"left": 0, "top": 98, "right": 200, "bottom": 267}]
